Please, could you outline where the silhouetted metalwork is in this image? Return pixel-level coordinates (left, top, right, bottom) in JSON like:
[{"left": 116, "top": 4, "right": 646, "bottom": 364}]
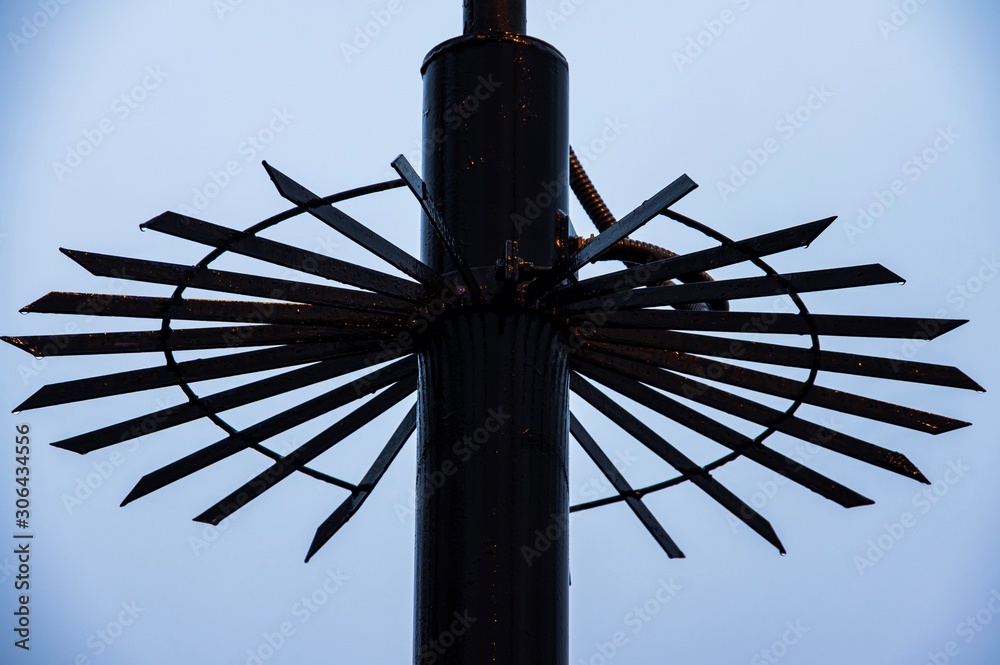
[{"left": 2, "top": 1, "right": 983, "bottom": 664}]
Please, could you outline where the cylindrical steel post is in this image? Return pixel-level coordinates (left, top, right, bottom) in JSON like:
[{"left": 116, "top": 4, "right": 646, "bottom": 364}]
[
  {"left": 415, "top": 312, "right": 569, "bottom": 664},
  {"left": 463, "top": 0, "right": 527, "bottom": 34},
  {"left": 419, "top": 34, "right": 569, "bottom": 272},
  {"left": 413, "top": 24, "right": 571, "bottom": 665}
]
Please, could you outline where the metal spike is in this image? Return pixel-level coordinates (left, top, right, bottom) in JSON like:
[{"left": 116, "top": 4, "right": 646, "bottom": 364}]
[
  {"left": 571, "top": 309, "right": 967, "bottom": 340},
  {"left": 51, "top": 353, "right": 416, "bottom": 454},
  {"left": 62, "top": 248, "right": 413, "bottom": 314},
  {"left": 570, "top": 370, "right": 874, "bottom": 508},
  {"left": 121, "top": 358, "right": 417, "bottom": 506},
  {"left": 141, "top": 212, "right": 434, "bottom": 303},
  {"left": 17, "top": 343, "right": 387, "bottom": 412},
  {"left": 574, "top": 350, "right": 929, "bottom": 483},
  {"left": 547, "top": 217, "right": 836, "bottom": 304},
  {"left": 22, "top": 292, "right": 406, "bottom": 329},
  {"left": 2, "top": 326, "right": 392, "bottom": 358},
  {"left": 305, "top": 406, "right": 417, "bottom": 561},
  {"left": 576, "top": 328, "right": 984, "bottom": 392},
  {"left": 569, "top": 414, "right": 686, "bottom": 558},
  {"left": 570, "top": 375, "right": 791, "bottom": 549},
  {"left": 263, "top": 162, "right": 454, "bottom": 294},
  {"left": 582, "top": 342, "right": 968, "bottom": 434},
  {"left": 564, "top": 264, "right": 904, "bottom": 311},
  {"left": 193, "top": 377, "right": 417, "bottom": 526},
  {"left": 390, "top": 155, "right": 486, "bottom": 303},
  {"left": 532, "top": 174, "right": 698, "bottom": 294}
]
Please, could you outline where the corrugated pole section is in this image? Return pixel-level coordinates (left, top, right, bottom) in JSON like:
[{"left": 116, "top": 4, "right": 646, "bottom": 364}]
[{"left": 413, "top": 1, "right": 571, "bottom": 663}]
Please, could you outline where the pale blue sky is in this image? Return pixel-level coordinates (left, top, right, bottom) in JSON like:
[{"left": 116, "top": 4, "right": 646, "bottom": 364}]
[{"left": 1, "top": 1, "right": 999, "bottom": 664}]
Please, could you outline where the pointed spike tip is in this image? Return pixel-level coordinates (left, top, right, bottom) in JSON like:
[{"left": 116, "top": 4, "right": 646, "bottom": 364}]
[
  {"left": 760, "top": 523, "right": 786, "bottom": 555},
  {"left": 120, "top": 476, "right": 157, "bottom": 506},
  {"left": 18, "top": 295, "right": 43, "bottom": 314},
  {"left": 191, "top": 511, "right": 221, "bottom": 526},
  {"left": 50, "top": 439, "right": 89, "bottom": 455},
  {"left": 60, "top": 248, "right": 102, "bottom": 276},
  {"left": 872, "top": 263, "right": 906, "bottom": 284},
  {"left": 929, "top": 419, "right": 973, "bottom": 435},
  {"left": 13, "top": 394, "right": 41, "bottom": 413},
  {"left": 2, "top": 336, "right": 42, "bottom": 358},
  {"left": 804, "top": 216, "right": 837, "bottom": 246},
  {"left": 931, "top": 319, "right": 970, "bottom": 340},
  {"left": 140, "top": 211, "right": 183, "bottom": 232}
]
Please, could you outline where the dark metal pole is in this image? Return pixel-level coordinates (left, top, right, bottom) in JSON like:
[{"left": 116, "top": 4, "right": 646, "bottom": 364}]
[
  {"left": 414, "top": 2, "right": 570, "bottom": 663},
  {"left": 463, "top": 0, "right": 527, "bottom": 34}
]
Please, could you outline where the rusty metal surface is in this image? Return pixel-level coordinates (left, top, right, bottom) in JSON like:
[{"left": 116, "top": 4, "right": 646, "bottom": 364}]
[
  {"left": 193, "top": 375, "right": 417, "bottom": 526},
  {"left": 16, "top": 342, "right": 387, "bottom": 411},
  {"left": 565, "top": 264, "right": 903, "bottom": 311},
  {"left": 3, "top": 326, "right": 390, "bottom": 357},
  {"left": 570, "top": 374, "right": 787, "bottom": 551},
  {"left": 52, "top": 353, "right": 414, "bottom": 454},
  {"left": 579, "top": 341, "right": 968, "bottom": 434},
  {"left": 572, "top": 309, "right": 968, "bottom": 339},
  {"left": 574, "top": 349, "right": 928, "bottom": 482},
  {"left": 23, "top": 291, "right": 406, "bottom": 328},
  {"left": 547, "top": 217, "right": 836, "bottom": 304},
  {"left": 578, "top": 327, "right": 983, "bottom": 390},
  {"left": 141, "top": 212, "right": 433, "bottom": 302},
  {"left": 531, "top": 174, "right": 698, "bottom": 295},
  {"left": 63, "top": 248, "right": 413, "bottom": 314},
  {"left": 571, "top": 366, "right": 875, "bottom": 510},
  {"left": 122, "top": 358, "right": 416, "bottom": 507}
]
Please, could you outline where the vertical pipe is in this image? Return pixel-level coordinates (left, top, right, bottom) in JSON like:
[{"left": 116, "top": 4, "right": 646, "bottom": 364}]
[
  {"left": 419, "top": 34, "right": 569, "bottom": 273},
  {"left": 414, "top": 10, "right": 571, "bottom": 665},
  {"left": 415, "top": 312, "right": 569, "bottom": 665},
  {"left": 463, "top": 0, "right": 527, "bottom": 34}
]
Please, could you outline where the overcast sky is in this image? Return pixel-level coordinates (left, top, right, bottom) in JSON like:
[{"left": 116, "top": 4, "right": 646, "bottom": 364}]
[{"left": 2, "top": 1, "right": 999, "bottom": 664}]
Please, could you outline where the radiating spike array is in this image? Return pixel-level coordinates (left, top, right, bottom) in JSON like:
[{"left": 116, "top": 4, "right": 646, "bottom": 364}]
[{"left": 2, "top": 160, "right": 979, "bottom": 563}]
